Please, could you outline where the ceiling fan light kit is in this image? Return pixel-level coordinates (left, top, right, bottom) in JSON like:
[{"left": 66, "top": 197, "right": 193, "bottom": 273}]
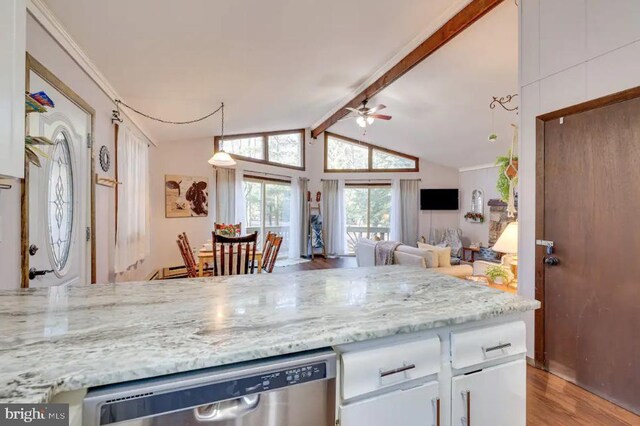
[{"left": 344, "top": 100, "right": 391, "bottom": 130}]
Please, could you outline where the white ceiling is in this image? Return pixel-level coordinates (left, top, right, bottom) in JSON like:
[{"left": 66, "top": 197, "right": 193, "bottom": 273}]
[
  {"left": 41, "top": 0, "right": 465, "bottom": 143},
  {"left": 330, "top": 1, "right": 519, "bottom": 169}
]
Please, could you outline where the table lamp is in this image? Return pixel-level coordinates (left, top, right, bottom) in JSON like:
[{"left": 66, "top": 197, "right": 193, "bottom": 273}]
[{"left": 492, "top": 221, "right": 518, "bottom": 288}]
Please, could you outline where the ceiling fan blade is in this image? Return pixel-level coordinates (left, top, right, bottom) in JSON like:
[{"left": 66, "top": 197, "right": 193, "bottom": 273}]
[
  {"left": 369, "top": 114, "right": 392, "bottom": 120},
  {"left": 339, "top": 114, "right": 356, "bottom": 121},
  {"left": 345, "top": 107, "right": 362, "bottom": 113},
  {"left": 367, "top": 104, "right": 386, "bottom": 114}
]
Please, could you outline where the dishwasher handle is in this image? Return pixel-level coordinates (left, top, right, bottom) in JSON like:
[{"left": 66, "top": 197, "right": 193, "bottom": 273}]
[{"left": 194, "top": 394, "right": 260, "bottom": 422}]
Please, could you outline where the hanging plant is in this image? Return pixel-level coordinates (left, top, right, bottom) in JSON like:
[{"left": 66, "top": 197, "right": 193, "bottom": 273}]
[
  {"left": 464, "top": 212, "right": 484, "bottom": 223},
  {"left": 495, "top": 150, "right": 518, "bottom": 203},
  {"left": 25, "top": 135, "right": 54, "bottom": 168}
]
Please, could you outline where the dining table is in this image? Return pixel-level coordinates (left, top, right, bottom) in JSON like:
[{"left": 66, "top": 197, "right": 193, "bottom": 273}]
[{"left": 197, "top": 248, "right": 263, "bottom": 277}]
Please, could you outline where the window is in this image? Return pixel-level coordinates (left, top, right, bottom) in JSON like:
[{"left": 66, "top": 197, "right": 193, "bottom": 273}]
[
  {"left": 324, "top": 132, "right": 418, "bottom": 172},
  {"left": 215, "top": 129, "right": 305, "bottom": 170},
  {"left": 345, "top": 184, "right": 391, "bottom": 253},
  {"left": 48, "top": 132, "right": 74, "bottom": 272},
  {"left": 327, "top": 136, "right": 369, "bottom": 170},
  {"left": 243, "top": 176, "right": 291, "bottom": 255},
  {"left": 220, "top": 136, "right": 264, "bottom": 160}
]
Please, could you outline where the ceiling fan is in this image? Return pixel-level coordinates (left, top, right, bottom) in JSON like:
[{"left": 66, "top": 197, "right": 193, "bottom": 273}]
[{"left": 342, "top": 100, "right": 392, "bottom": 128}]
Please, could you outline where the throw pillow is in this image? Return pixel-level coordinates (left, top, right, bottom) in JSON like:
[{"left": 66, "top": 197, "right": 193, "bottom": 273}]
[{"left": 417, "top": 243, "right": 452, "bottom": 268}]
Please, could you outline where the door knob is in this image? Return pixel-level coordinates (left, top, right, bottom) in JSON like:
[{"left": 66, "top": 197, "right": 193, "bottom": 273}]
[
  {"left": 29, "top": 268, "right": 54, "bottom": 280},
  {"left": 544, "top": 256, "right": 559, "bottom": 266}
]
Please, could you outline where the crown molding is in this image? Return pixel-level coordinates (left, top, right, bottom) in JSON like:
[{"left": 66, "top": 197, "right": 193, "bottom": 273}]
[
  {"left": 26, "top": 0, "right": 157, "bottom": 146},
  {"left": 310, "top": 0, "right": 473, "bottom": 131},
  {"left": 458, "top": 163, "right": 498, "bottom": 172}
]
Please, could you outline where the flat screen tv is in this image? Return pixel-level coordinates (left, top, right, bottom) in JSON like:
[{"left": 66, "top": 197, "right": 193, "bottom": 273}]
[{"left": 420, "top": 189, "right": 459, "bottom": 210}]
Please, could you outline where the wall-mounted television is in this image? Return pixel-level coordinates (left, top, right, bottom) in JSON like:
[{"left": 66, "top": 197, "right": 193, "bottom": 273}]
[{"left": 420, "top": 189, "right": 459, "bottom": 211}]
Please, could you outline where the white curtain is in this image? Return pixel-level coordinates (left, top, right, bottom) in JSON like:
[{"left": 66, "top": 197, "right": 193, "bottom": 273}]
[
  {"left": 215, "top": 168, "right": 235, "bottom": 224},
  {"left": 115, "top": 125, "right": 150, "bottom": 273},
  {"left": 323, "top": 179, "right": 346, "bottom": 256},
  {"left": 398, "top": 180, "right": 420, "bottom": 245},
  {"left": 234, "top": 166, "right": 245, "bottom": 227},
  {"left": 300, "top": 178, "right": 309, "bottom": 257},
  {"left": 390, "top": 179, "right": 401, "bottom": 242},
  {"left": 288, "top": 177, "right": 301, "bottom": 259}
]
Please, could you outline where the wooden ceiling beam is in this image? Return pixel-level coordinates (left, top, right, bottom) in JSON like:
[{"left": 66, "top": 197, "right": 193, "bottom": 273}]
[{"left": 310, "top": 0, "right": 504, "bottom": 139}]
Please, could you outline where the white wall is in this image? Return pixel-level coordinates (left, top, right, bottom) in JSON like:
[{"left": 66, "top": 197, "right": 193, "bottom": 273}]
[
  {"left": 518, "top": 0, "right": 640, "bottom": 357},
  {"left": 458, "top": 166, "right": 500, "bottom": 247},
  {"left": 147, "top": 129, "right": 460, "bottom": 270},
  {"left": 0, "top": 14, "right": 155, "bottom": 289}
]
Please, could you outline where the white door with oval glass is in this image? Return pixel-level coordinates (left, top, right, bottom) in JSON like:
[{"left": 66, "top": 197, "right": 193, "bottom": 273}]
[{"left": 28, "top": 72, "right": 91, "bottom": 287}]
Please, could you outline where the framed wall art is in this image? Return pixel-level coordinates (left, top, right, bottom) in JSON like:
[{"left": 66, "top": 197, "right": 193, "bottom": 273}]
[{"left": 165, "top": 175, "right": 209, "bottom": 218}]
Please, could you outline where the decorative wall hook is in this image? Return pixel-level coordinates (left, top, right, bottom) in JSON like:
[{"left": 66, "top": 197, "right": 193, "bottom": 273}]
[
  {"left": 111, "top": 102, "right": 123, "bottom": 124},
  {"left": 490, "top": 94, "right": 519, "bottom": 114}
]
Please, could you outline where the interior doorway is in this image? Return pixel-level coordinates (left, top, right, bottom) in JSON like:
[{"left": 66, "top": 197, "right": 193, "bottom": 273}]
[
  {"left": 23, "top": 55, "right": 95, "bottom": 288},
  {"left": 535, "top": 87, "right": 640, "bottom": 415}
]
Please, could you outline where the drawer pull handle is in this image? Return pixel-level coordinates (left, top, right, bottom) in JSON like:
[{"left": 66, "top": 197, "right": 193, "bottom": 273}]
[
  {"left": 379, "top": 362, "right": 416, "bottom": 378},
  {"left": 484, "top": 342, "right": 512, "bottom": 353},
  {"left": 462, "top": 390, "right": 471, "bottom": 426},
  {"left": 431, "top": 397, "right": 440, "bottom": 426}
]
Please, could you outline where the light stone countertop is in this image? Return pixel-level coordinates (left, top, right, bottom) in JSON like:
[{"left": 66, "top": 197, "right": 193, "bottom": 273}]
[{"left": 0, "top": 266, "right": 539, "bottom": 403}]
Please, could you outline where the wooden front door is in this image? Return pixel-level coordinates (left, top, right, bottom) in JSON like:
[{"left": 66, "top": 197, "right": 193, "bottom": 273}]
[{"left": 537, "top": 90, "right": 640, "bottom": 415}]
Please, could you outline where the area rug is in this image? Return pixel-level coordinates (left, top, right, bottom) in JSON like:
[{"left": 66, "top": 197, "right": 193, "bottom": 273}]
[{"left": 274, "top": 258, "right": 312, "bottom": 268}]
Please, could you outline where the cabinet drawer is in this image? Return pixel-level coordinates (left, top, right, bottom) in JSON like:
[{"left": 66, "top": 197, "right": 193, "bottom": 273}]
[
  {"left": 340, "top": 380, "right": 440, "bottom": 426},
  {"left": 341, "top": 337, "right": 440, "bottom": 400},
  {"left": 451, "top": 321, "right": 526, "bottom": 369}
]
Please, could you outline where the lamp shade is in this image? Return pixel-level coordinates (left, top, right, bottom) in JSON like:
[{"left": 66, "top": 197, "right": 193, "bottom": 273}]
[
  {"left": 492, "top": 221, "right": 518, "bottom": 254},
  {"left": 208, "top": 151, "right": 236, "bottom": 167}
]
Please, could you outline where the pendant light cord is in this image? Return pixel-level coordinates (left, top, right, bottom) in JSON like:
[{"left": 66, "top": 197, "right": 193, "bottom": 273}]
[
  {"left": 220, "top": 102, "right": 224, "bottom": 141},
  {"left": 115, "top": 100, "right": 224, "bottom": 125}
]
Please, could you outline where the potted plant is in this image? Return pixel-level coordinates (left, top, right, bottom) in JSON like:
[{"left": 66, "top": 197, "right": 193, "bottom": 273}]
[
  {"left": 495, "top": 150, "right": 518, "bottom": 203},
  {"left": 485, "top": 265, "right": 512, "bottom": 285},
  {"left": 464, "top": 212, "right": 484, "bottom": 223}
]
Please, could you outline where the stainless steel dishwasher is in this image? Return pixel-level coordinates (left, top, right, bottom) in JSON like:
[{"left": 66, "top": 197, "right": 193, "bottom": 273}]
[{"left": 83, "top": 350, "right": 336, "bottom": 426}]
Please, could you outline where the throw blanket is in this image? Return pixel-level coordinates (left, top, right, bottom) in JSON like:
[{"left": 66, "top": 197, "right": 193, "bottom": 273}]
[{"left": 374, "top": 240, "right": 401, "bottom": 266}]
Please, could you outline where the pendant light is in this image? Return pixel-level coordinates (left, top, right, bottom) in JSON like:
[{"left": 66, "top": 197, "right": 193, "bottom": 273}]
[{"left": 208, "top": 102, "right": 236, "bottom": 167}]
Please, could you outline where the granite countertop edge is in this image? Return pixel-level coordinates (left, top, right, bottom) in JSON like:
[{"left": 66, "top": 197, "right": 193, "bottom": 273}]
[{"left": 0, "top": 266, "right": 540, "bottom": 404}]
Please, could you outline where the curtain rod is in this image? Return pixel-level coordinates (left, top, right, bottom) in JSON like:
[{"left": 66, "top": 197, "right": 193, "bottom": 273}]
[
  {"left": 243, "top": 169, "right": 293, "bottom": 180},
  {"left": 321, "top": 178, "right": 421, "bottom": 182}
]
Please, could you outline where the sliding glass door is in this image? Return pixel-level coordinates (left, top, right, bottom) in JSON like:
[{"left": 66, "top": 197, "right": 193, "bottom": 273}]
[
  {"left": 344, "top": 185, "right": 391, "bottom": 254},
  {"left": 243, "top": 177, "right": 290, "bottom": 255}
]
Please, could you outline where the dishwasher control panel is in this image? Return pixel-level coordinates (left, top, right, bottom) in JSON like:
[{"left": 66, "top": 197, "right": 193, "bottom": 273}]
[
  {"left": 253, "top": 362, "right": 326, "bottom": 391},
  {"left": 84, "top": 351, "right": 336, "bottom": 426}
]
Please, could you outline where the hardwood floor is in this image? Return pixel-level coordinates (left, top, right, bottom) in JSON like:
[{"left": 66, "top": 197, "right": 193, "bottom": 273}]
[
  {"left": 527, "top": 366, "right": 640, "bottom": 426},
  {"left": 277, "top": 257, "right": 640, "bottom": 426}
]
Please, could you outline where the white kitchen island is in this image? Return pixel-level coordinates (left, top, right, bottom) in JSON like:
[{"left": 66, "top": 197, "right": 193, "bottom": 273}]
[{"left": 0, "top": 266, "right": 539, "bottom": 425}]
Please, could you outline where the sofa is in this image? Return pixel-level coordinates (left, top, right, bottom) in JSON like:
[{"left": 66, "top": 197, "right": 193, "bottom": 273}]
[{"left": 355, "top": 238, "right": 473, "bottom": 279}]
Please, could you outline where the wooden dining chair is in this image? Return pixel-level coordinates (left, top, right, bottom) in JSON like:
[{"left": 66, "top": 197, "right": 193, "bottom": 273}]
[
  {"left": 212, "top": 231, "right": 258, "bottom": 276},
  {"left": 177, "top": 233, "right": 199, "bottom": 278},
  {"left": 214, "top": 222, "right": 242, "bottom": 236},
  {"left": 262, "top": 232, "right": 283, "bottom": 273},
  {"left": 262, "top": 231, "right": 278, "bottom": 262}
]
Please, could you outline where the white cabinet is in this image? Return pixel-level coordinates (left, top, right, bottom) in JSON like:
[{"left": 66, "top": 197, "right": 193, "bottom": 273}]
[
  {"left": 451, "top": 359, "right": 526, "bottom": 426},
  {"left": 0, "top": 0, "right": 26, "bottom": 178},
  {"left": 340, "top": 381, "right": 440, "bottom": 426}
]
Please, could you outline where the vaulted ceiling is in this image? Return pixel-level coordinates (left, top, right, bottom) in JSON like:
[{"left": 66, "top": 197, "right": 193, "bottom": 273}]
[
  {"left": 329, "top": 1, "right": 518, "bottom": 169},
  {"left": 40, "top": 0, "right": 517, "bottom": 169}
]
